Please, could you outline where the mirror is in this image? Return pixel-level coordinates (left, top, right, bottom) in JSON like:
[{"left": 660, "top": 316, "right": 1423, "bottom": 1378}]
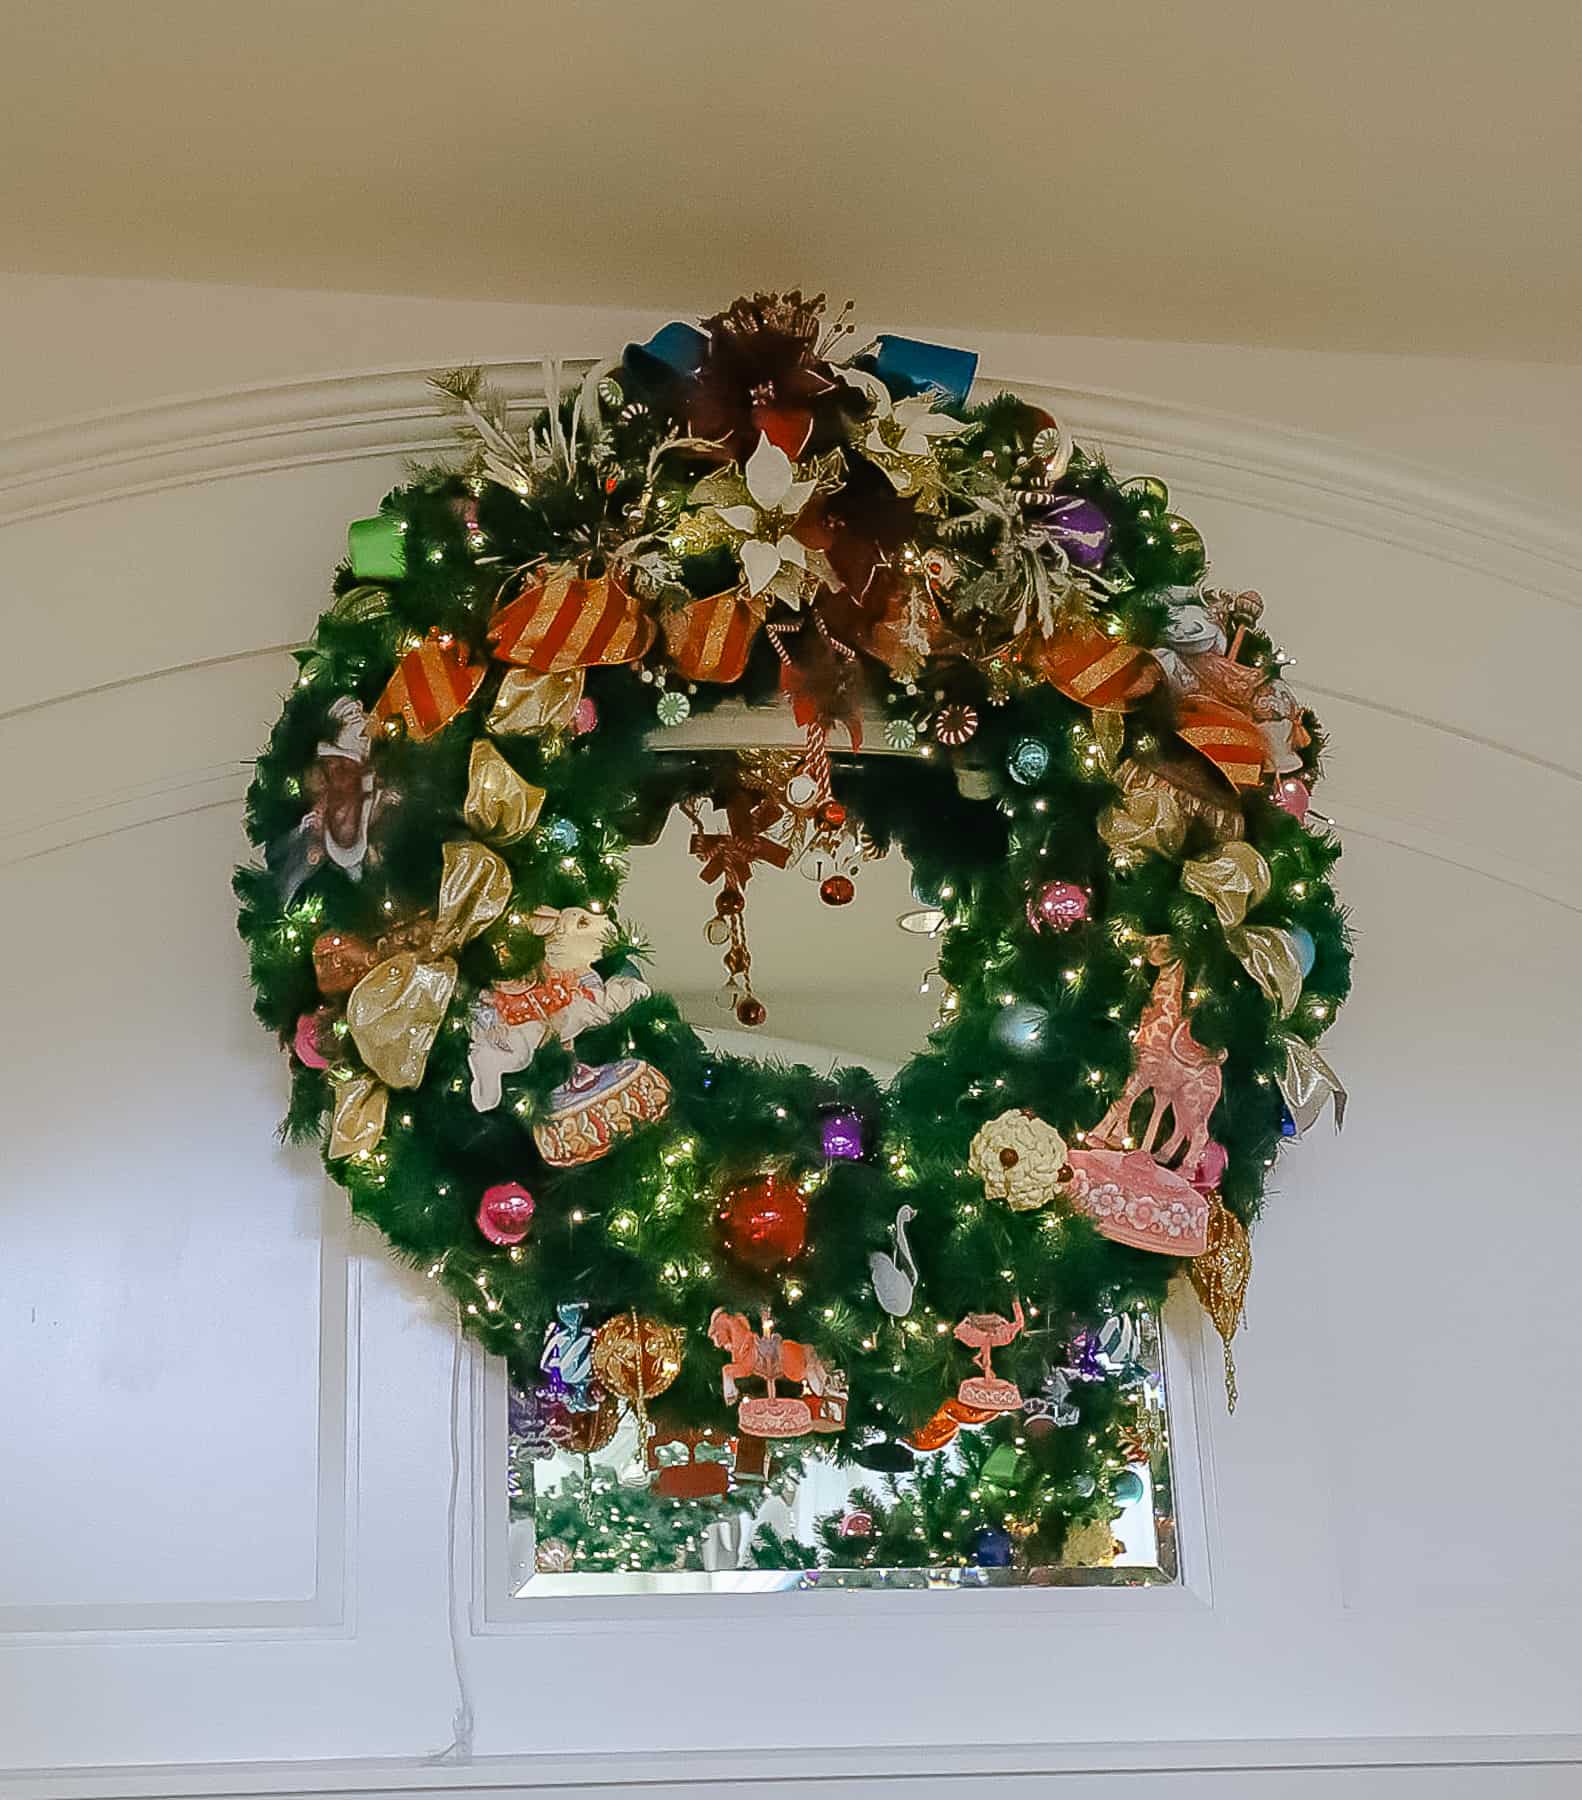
[{"left": 506, "top": 794, "right": 1180, "bottom": 1592}]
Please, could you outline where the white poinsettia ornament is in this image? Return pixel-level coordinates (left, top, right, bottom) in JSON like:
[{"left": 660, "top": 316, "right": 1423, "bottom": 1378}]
[
  {"left": 693, "top": 432, "right": 824, "bottom": 608},
  {"left": 969, "top": 1108, "right": 1074, "bottom": 1212},
  {"left": 839, "top": 366, "right": 971, "bottom": 508}
]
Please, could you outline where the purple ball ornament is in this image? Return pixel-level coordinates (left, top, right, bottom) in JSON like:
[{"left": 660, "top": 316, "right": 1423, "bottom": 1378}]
[
  {"left": 1069, "top": 1330, "right": 1106, "bottom": 1382},
  {"left": 1027, "top": 880, "right": 1091, "bottom": 934},
  {"left": 970, "top": 1525, "right": 1014, "bottom": 1568},
  {"left": 821, "top": 1108, "right": 866, "bottom": 1161},
  {"left": 1032, "top": 494, "right": 1111, "bottom": 569}
]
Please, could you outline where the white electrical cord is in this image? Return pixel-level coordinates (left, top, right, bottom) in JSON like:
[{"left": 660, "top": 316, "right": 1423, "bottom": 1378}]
[{"left": 427, "top": 1320, "right": 477, "bottom": 1764}]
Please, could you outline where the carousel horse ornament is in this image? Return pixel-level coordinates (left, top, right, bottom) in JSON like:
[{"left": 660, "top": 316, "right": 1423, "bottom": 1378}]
[{"left": 707, "top": 1308, "right": 845, "bottom": 1438}]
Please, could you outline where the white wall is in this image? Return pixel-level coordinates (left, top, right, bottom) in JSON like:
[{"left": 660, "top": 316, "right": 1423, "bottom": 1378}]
[{"left": 2, "top": 275, "right": 1580, "bottom": 1797}]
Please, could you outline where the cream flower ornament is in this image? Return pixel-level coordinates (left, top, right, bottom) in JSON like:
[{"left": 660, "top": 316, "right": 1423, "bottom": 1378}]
[
  {"left": 968, "top": 1108, "right": 1073, "bottom": 1212},
  {"left": 839, "top": 366, "right": 971, "bottom": 507},
  {"left": 702, "top": 431, "right": 818, "bottom": 607}
]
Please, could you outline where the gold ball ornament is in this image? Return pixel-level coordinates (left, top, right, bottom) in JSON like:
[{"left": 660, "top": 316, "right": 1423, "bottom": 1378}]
[
  {"left": 591, "top": 1310, "right": 685, "bottom": 1414},
  {"left": 1190, "top": 1196, "right": 1252, "bottom": 1411}
]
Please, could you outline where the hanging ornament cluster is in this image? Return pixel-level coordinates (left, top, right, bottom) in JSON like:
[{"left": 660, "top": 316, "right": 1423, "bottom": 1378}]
[{"left": 239, "top": 287, "right": 1351, "bottom": 1576}]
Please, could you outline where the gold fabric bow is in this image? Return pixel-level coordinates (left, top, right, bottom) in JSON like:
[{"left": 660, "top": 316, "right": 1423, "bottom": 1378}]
[
  {"left": 345, "top": 840, "right": 511, "bottom": 1089},
  {"left": 1223, "top": 924, "right": 1305, "bottom": 1017},
  {"left": 1182, "top": 841, "right": 1270, "bottom": 928},
  {"left": 1276, "top": 1033, "right": 1347, "bottom": 1134},
  {"left": 464, "top": 740, "right": 545, "bottom": 843},
  {"left": 1097, "top": 784, "right": 1186, "bottom": 863},
  {"left": 487, "top": 667, "right": 584, "bottom": 737}
]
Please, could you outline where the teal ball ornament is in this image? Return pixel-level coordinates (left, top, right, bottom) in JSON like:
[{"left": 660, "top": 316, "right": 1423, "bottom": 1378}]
[
  {"left": 1112, "top": 1469, "right": 1146, "bottom": 1504},
  {"left": 1289, "top": 925, "right": 1316, "bottom": 978},
  {"left": 1007, "top": 736, "right": 1051, "bottom": 785},
  {"left": 992, "top": 1001, "right": 1048, "bottom": 1054}
]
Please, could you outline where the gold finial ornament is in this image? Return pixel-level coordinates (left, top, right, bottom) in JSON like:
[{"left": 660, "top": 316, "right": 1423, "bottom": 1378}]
[{"left": 1190, "top": 1196, "right": 1252, "bottom": 1411}]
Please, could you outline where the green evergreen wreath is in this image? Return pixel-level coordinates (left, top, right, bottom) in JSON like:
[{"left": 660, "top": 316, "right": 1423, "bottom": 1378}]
[{"left": 238, "top": 292, "right": 1350, "bottom": 1568}]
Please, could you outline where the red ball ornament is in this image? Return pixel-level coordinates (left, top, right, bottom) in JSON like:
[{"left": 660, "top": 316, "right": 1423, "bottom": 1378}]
[
  {"left": 477, "top": 1182, "right": 535, "bottom": 1245},
  {"left": 820, "top": 874, "right": 855, "bottom": 906},
  {"left": 735, "top": 995, "right": 767, "bottom": 1027},
  {"left": 1027, "top": 879, "right": 1090, "bottom": 933},
  {"left": 817, "top": 800, "right": 847, "bottom": 828},
  {"left": 718, "top": 1174, "right": 808, "bottom": 1270}
]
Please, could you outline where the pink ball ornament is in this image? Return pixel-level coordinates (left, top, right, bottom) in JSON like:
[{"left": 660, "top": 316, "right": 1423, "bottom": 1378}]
[
  {"left": 571, "top": 697, "right": 598, "bottom": 736},
  {"left": 1272, "top": 777, "right": 1311, "bottom": 822},
  {"left": 1188, "top": 1140, "right": 1229, "bottom": 1194},
  {"left": 1027, "top": 880, "right": 1091, "bottom": 933},
  {"left": 838, "top": 1509, "right": 874, "bottom": 1539},
  {"left": 477, "top": 1182, "right": 536, "bottom": 1246},
  {"left": 293, "top": 1010, "right": 331, "bottom": 1070}
]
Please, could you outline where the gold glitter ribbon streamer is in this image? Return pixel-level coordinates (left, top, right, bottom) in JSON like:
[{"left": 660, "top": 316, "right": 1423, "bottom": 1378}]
[
  {"left": 328, "top": 1073, "right": 388, "bottom": 1159},
  {"left": 463, "top": 740, "right": 545, "bottom": 844},
  {"left": 346, "top": 841, "right": 510, "bottom": 1088},
  {"left": 1097, "top": 784, "right": 1186, "bottom": 862},
  {"left": 1091, "top": 707, "right": 1126, "bottom": 775},
  {"left": 1276, "top": 1033, "right": 1347, "bottom": 1134},
  {"left": 1182, "top": 841, "right": 1270, "bottom": 928},
  {"left": 1223, "top": 924, "right": 1305, "bottom": 1017}
]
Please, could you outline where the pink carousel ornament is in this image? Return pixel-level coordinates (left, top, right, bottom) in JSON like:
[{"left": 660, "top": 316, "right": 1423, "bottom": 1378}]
[{"left": 954, "top": 1299, "right": 1026, "bottom": 1414}]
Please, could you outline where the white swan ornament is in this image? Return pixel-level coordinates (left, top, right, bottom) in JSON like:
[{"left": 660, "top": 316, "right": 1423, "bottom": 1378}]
[{"left": 869, "top": 1204, "right": 919, "bottom": 1317}]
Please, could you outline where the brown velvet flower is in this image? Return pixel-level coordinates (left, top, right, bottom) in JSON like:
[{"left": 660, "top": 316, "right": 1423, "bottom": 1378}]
[{"left": 687, "top": 291, "right": 843, "bottom": 460}]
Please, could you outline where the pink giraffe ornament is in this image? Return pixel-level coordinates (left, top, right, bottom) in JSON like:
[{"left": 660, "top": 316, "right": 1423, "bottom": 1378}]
[{"left": 1093, "top": 936, "right": 1225, "bottom": 1172}]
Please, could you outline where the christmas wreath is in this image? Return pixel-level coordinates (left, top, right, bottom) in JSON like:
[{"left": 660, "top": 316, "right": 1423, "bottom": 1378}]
[{"left": 238, "top": 292, "right": 1349, "bottom": 1574}]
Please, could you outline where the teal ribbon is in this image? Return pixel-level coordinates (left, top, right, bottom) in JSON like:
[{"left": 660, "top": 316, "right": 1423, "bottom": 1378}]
[
  {"left": 872, "top": 334, "right": 978, "bottom": 405},
  {"left": 623, "top": 321, "right": 709, "bottom": 386}
]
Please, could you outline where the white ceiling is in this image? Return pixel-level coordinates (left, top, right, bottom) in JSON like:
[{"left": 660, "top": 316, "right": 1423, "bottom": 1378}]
[{"left": 2, "top": 1, "right": 1578, "bottom": 360}]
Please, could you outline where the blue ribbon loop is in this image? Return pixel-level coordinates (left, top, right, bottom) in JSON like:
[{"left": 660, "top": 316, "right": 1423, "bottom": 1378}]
[
  {"left": 623, "top": 321, "right": 709, "bottom": 387},
  {"left": 872, "top": 334, "right": 978, "bottom": 405}
]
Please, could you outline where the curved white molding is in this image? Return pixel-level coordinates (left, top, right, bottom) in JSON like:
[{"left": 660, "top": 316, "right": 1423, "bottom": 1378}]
[{"left": 2, "top": 362, "right": 1578, "bottom": 603}]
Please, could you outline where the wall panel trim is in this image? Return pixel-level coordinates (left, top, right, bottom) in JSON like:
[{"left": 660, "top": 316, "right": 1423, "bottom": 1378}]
[{"left": 4, "top": 1734, "right": 1581, "bottom": 1798}]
